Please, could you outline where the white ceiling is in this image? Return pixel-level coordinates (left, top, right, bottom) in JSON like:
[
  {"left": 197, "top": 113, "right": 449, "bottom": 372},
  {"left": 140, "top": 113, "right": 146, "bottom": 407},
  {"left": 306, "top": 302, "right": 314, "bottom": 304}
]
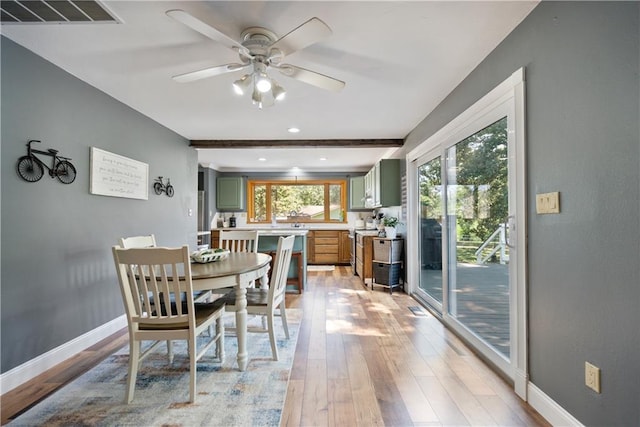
[{"left": 1, "top": 1, "right": 537, "bottom": 172}]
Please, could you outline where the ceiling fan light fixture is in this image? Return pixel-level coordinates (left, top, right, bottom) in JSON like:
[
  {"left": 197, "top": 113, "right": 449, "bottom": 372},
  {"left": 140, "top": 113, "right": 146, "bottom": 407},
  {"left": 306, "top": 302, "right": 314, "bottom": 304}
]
[
  {"left": 255, "top": 73, "right": 272, "bottom": 93},
  {"left": 251, "top": 89, "right": 264, "bottom": 109},
  {"left": 272, "top": 81, "right": 286, "bottom": 101},
  {"left": 232, "top": 74, "right": 252, "bottom": 95},
  {"left": 166, "top": 11, "right": 346, "bottom": 109}
]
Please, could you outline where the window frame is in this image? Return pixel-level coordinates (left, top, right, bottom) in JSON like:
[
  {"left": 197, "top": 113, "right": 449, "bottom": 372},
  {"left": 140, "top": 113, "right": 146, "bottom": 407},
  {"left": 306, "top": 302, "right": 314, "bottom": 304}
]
[{"left": 247, "top": 179, "right": 348, "bottom": 225}]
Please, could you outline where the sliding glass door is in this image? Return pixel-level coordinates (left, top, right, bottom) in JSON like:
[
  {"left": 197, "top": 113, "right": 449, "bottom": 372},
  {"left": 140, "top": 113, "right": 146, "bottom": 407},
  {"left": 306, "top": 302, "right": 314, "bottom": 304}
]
[
  {"left": 408, "top": 69, "right": 526, "bottom": 389},
  {"left": 415, "top": 117, "right": 513, "bottom": 361},
  {"left": 417, "top": 156, "right": 444, "bottom": 310},
  {"left": 446, "top": 117, "right": 511, "bottom": 358}
]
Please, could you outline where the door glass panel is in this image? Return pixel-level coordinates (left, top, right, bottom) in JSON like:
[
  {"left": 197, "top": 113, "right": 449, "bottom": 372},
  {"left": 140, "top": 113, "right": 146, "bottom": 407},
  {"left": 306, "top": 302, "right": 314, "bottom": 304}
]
[
  {"left": 445, "top": 117, "right": 511, "bottom": 358},
  {"left": 418, "top": 156, "right": 444, "bottom": 307}
]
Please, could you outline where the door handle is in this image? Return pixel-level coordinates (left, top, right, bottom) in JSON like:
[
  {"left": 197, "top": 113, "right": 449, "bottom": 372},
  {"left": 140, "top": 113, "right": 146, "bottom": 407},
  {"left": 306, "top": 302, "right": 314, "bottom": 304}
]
[{"left": 504, "top": 215, "right": 515, "bottom": 249}]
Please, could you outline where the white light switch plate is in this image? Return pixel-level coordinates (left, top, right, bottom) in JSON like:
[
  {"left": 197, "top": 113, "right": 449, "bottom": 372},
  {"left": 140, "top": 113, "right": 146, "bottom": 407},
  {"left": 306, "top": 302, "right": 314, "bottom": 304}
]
[{"left": 536, "top": 192, "right": 560, "bottom": 214}]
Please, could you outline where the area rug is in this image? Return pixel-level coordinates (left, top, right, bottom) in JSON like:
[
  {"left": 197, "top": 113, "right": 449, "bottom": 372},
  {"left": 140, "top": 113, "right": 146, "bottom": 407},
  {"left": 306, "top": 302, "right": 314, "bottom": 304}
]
[
  {"left": 9, "top": 311, "right": 300, "bottom": 427},
  {"left": 307, "top": 265, "right": 335, "bottom": 271}
]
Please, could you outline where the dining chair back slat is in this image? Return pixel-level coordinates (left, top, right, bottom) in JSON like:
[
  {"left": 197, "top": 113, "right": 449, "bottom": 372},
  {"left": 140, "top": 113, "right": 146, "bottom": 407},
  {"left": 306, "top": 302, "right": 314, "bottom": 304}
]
[
  {"left": 219, "top": 230, "right": 259, "bottom": 253},
  {"left": 119, "top": 234, "right": 157, "bottom": 249}
]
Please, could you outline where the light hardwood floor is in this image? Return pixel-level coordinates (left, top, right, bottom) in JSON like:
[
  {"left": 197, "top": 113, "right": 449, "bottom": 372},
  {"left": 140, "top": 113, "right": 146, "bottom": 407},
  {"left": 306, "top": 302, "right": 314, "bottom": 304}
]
[{"left": 1, "top": 266, "right": 549, "bottom": 426}]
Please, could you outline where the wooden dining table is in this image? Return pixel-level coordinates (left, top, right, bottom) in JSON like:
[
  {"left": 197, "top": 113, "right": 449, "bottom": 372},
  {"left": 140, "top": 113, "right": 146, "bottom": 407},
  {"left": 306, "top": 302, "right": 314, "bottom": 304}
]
[{"left": 190, "top": 252, "right": 271, "bottom": 371}]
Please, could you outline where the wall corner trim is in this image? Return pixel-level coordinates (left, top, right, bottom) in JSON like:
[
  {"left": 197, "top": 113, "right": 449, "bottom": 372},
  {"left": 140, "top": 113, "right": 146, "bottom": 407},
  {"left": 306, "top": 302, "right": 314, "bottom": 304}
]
[
  {"left": 528, "top": 382, "right": 584, "bottom": 427},
  {"left": 0, "top": 315, "right": 127, "bottom": 394}
]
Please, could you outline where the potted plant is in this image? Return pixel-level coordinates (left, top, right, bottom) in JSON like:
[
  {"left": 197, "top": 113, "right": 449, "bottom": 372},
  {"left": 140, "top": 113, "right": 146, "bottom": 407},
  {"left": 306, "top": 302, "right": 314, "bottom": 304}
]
[{"left": 382, "top": 216, "right": 400, "bottom": 239}]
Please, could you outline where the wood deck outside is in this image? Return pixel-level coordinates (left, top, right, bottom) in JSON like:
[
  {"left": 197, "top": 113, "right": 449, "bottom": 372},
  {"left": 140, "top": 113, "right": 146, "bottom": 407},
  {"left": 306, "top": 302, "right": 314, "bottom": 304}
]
[{"left": 420, "top": 262, "right": 511, "bottom": 357}]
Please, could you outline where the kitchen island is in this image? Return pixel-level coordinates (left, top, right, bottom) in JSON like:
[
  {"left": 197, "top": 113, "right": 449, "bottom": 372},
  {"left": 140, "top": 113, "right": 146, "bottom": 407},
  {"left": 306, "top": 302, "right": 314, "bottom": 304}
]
[{"left": 211, "top": 228, "right": 308, "bottom": 292}]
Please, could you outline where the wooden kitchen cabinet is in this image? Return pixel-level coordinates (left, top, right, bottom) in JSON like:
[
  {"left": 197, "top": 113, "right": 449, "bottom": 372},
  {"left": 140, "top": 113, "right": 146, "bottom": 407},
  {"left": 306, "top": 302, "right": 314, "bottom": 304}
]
[
  {"left": 314, "top": 230, "right": 339, "bottom": 264},
  {"left": 211, "top": 230, "right": 220, "bottom": 248},
  {"left": 306, "top": 230, "right": 351, "bottom": 265},
  {"left": 306, "top": 231, "right": 315, "bottom": 263},
  {"left": 355, "top": 232, "right": 375, "bottom": 283},
  {"left": 339, "top": 230, "right": 351, "bottom": 264}
]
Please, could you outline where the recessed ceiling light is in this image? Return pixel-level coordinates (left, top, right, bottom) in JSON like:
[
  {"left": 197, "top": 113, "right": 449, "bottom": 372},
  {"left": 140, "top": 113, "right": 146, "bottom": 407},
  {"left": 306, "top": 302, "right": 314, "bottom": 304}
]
[
  {"left": 319, "top": 157, "right": 327, "bottom": 161},
  {"left": 287, "top": 127, "right": 300, "bottom": 133},
  {"left": 258, "top": 157, "right": 267, "bottom": 161}
]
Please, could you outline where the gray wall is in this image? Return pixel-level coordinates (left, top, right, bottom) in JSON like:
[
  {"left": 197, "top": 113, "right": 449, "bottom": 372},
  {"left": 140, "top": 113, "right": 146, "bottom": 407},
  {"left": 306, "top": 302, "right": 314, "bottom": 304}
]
[
  {"left": 1, "top": 37, "right": 199, "bottom": 373},
  {"left": 404, "top": 2, "right": 639, "bottom": 425}
]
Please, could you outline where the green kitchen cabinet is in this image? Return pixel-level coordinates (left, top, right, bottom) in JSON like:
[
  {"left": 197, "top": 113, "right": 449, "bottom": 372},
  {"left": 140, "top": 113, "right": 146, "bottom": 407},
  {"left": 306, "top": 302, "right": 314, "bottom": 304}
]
[
  {"left": 364, "top": 159, "right": 401, "bottom": 208},
  {"left": 373, "top": 159, "right": 401, "bottom": 207},
  {"left": 349, "top": 176, "right": 367, "bottom": 210},
  {"left": 216, "top": 177, "right": 246, "bottom": 211}
]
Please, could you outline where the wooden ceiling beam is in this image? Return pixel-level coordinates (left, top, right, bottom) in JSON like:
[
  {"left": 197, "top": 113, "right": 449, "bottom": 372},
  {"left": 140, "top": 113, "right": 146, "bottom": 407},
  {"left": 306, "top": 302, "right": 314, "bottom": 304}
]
[{"left": 189, "top": 139, "right": 404, "bottom": 149}]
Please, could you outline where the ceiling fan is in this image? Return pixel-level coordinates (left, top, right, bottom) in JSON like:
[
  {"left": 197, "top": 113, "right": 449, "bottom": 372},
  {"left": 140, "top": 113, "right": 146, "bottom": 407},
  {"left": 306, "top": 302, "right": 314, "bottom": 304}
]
[{"left": 166, "top": 9, "right": 346, "bottom": 108}]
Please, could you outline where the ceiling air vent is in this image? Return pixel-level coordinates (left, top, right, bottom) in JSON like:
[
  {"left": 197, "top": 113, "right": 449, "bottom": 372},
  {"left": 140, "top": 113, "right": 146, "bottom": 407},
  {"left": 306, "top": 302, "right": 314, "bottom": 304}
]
[{"left": 1, "top": 0, "right": 117, "bottom": 23}]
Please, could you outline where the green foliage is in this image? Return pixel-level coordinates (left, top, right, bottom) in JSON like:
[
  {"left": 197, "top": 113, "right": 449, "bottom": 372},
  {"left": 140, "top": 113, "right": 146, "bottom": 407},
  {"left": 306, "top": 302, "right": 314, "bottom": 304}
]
[
  {"left": 251, "top": 182, "right": 345, "bottom": 223},
  {"left": 382, "top": 216, "right": 400, "bottom": 227},
  {"left": 418, "top": 157, "right": 442, "bottom": 220},
  {"left": 271, "top": 184, "right": 324, "bottom": 217},
  {"left": 417, "top": 117, "right": 508, "bottom": 245},
  {"left": 254, "top": 185, "right": 267, "bottom": 221},
  {"left": 452, "top": 117, "right": 508, "bottom": 242}
]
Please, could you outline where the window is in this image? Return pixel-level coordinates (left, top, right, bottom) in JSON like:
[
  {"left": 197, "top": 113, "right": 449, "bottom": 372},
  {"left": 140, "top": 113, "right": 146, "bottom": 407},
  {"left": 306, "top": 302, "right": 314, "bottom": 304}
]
[{"left": 247, "top": 179, "right": 347, "bottom": 224}]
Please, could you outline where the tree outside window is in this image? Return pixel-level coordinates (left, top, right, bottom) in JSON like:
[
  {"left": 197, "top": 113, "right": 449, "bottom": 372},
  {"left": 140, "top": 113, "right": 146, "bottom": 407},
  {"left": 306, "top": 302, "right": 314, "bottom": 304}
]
[{"left": 248, "top": 180, "right": 347, "bottom": 224}]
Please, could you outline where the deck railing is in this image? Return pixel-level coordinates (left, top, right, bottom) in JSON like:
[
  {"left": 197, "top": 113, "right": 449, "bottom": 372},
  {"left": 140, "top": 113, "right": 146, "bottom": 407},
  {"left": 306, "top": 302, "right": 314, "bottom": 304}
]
[{"left": 475, "top": 224, "right": 508, "bottom": 264}]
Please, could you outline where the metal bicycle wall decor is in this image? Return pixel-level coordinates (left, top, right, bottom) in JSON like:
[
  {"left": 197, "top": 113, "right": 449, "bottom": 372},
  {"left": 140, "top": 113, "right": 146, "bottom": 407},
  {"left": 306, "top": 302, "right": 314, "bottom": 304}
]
[
  {"left": 153, "top": 176, "right": 174, "bottom": 197},
  {"left": 16, "top": 140, "right": 77, "bottom": 184}
]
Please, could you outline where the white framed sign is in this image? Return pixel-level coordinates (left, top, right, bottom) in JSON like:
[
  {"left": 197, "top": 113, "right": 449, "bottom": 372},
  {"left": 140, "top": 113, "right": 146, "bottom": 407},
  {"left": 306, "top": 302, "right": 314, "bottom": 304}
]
[{"left": 90, "top": 147, "right": 148, "bottom": 200}]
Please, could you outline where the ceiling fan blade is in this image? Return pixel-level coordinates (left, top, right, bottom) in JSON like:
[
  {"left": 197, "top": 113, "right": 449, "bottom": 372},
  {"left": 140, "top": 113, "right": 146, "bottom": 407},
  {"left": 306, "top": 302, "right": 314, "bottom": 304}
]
[
  {"left": 277, "top": 64, "right": 345, "bottom": 92},
  {"left": 166, "top": 9, "right": 251, "bottom": 57},
  {"left": 270, "top": 17, "right": 332, "bottom": 58},
  {"left": 172, "top": 63, "right": 248, "bottom": 83}
]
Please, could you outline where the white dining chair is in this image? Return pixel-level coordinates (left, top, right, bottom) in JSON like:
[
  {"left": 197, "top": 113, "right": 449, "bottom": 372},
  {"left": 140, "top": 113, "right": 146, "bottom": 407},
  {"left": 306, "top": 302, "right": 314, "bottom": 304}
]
[
  {"left": 119, "top": 235, "right": 212, "bottom": 306},
  {"left": 218, "top": 229, "right": 261, "bottom": 290},
  {"left": 118, "top": 234, "right": 211, "bottom": 358},
  {"left": 112, "top": 245, "right": 225, "bottom": 403},
  {"left": 218, "top": 235, "right": 294, "bottom": 361}
]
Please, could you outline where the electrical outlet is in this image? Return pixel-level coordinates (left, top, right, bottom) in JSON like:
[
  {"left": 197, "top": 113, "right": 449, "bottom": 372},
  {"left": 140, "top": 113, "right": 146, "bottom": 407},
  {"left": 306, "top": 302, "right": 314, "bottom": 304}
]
[{"left": 585, "top": 361, "right": 601, "bottom": 393}]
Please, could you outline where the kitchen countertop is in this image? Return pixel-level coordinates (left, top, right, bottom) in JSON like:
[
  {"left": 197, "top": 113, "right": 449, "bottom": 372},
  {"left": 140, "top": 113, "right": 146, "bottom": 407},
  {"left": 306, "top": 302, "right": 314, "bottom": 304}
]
[
  {"left": 354, "top": 229, "right": 382, "bottom": 236},
  {"left": 212, "top": 227, "right": 309, "bottom": 236}
]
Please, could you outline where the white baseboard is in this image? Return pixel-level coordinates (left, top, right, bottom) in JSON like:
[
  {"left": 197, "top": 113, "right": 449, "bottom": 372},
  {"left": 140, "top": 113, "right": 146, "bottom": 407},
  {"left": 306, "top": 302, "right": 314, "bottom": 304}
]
[
  {"left": 514, "top": 368, "right": 528, "bottom": 400},
  {"left": 1, "top": 315, "right": 127, "bottom": 394},
  {"left": 528, "top": 382, "right": 584, "bottom": 426}
]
